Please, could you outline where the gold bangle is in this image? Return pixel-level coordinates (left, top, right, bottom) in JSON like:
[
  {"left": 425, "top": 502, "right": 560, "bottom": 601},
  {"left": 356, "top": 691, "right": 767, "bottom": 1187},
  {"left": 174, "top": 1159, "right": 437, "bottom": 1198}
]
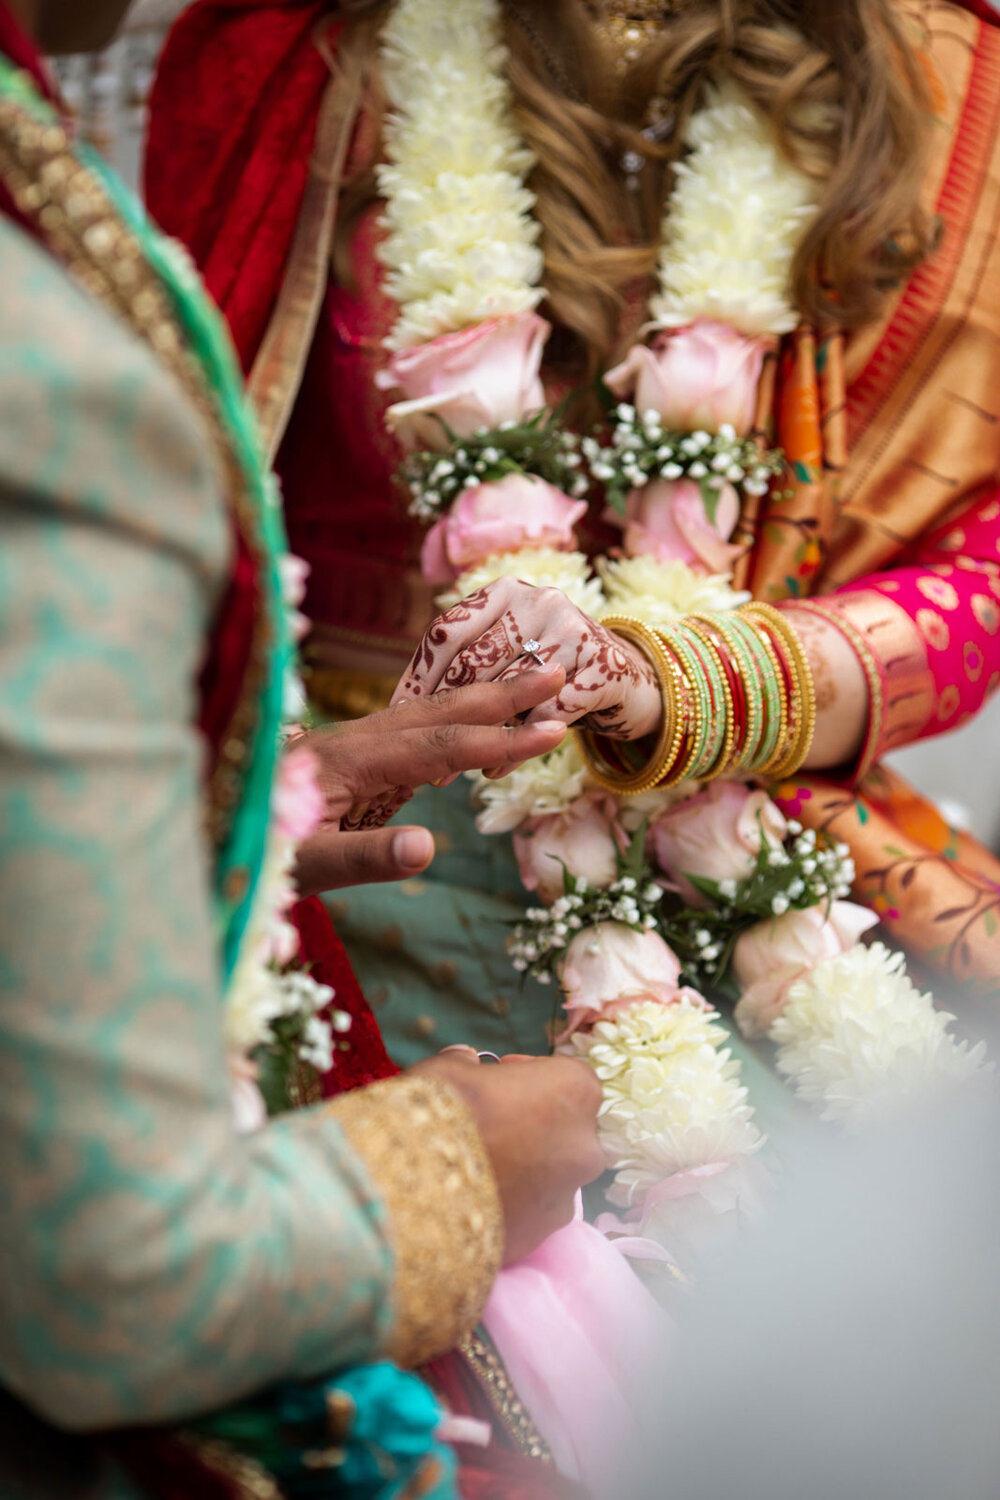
[
  {"left": 782, "top": 599, "right": 884, "bottom": 780},
  {"left": 744, "top": 602, "right": 817, "bottom": 780},
  {"left": 575, "top": 615, "right": 686, "bottom": 795}
]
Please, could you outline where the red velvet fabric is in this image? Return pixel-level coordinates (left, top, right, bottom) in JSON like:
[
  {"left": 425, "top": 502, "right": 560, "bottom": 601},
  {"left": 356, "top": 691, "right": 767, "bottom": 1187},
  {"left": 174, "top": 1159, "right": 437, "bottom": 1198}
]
[
  {"left": 145, "top": 0, "right": 337, "bottom": 373},
  {"left": 0, "top": 3, "right": 52, "bottom": 91},
  {"left": 292, "top": 894, "right": 398, "bottom": 1091}
]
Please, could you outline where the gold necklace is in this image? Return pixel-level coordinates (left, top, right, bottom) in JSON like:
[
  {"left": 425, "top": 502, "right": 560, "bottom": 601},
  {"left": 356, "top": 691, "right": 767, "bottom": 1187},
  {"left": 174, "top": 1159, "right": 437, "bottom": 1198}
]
[{"left": 592, "top": 0, "right": 677, "bottom": 73}]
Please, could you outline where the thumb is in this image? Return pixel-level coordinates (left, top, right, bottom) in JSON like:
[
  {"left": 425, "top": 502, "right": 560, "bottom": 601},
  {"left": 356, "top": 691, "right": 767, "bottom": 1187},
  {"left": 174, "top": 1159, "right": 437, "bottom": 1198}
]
[{"left": 295, "top": 825, "right": 435, "bottom": 896}]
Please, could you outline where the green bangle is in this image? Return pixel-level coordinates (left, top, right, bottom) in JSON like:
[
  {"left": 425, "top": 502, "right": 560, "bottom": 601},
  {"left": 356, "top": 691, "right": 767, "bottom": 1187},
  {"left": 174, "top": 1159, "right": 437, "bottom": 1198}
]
[
  {"left": 725, "top": 611, "right": 785, "bottom": 771},
  {"left": 677, "top": 621, "right": 729, "bottom": 779}
]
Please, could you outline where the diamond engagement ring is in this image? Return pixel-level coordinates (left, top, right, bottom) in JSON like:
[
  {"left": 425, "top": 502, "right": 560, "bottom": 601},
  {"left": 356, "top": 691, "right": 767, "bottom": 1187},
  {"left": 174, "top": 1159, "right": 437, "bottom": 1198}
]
[{"left": 521, "top": 638, "right": 545, "bottom": 666}]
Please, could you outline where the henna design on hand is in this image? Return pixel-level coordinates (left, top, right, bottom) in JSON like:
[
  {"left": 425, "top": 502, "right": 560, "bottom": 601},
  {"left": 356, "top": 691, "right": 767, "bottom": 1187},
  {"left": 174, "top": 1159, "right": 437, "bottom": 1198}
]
[
  {"left": 398, "top": 580, "right": 662, "bottom": 740},
  {"left": 340, "top": 786, "right": 414, "bottom": 832},
  {"left": 443, "top": 616, "right": 517, "bottom": 688}
]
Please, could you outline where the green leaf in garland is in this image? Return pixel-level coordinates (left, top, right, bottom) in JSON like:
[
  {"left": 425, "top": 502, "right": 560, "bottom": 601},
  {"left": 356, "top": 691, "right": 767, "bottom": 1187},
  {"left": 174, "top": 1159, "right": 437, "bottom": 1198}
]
[
  {"left": 793, "top": 460, "right": 817, "bottom": 484},
  {"left": 700, "top": 477, "right": 721, "bottom": 526}
]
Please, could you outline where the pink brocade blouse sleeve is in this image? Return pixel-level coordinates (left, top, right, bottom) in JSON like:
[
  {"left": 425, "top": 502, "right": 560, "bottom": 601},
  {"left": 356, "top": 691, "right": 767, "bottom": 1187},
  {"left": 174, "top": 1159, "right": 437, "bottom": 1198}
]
[{"left": 782, "top": 486, "right": 1000, "bottom": 778}]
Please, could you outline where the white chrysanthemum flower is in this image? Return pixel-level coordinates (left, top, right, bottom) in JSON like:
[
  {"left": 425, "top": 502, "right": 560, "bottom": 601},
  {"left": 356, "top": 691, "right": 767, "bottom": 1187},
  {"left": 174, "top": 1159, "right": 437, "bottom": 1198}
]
[
  {"left": 598, "top": 554, "right": 748, "bottom": 626},
  {"left": 436, "top": 548, "right": 604, "bottom": 614},
  {"left": 650, "top": 82, "right": 818, "bottom": 336},
  {"left": 568, "top": 998, "right": 763, "bottom": 1203},
  {"left": 469, "top": 737, "right": 589, "bottom": 834},
  {"left": 378, "top": 0, "right": 542, "bottom": 348},
  {"left": 616, "top": 782, "right": 701, "bottom": 832},
  {"left": 771, "top": 942, "right": 989, "bottom": 1128}
]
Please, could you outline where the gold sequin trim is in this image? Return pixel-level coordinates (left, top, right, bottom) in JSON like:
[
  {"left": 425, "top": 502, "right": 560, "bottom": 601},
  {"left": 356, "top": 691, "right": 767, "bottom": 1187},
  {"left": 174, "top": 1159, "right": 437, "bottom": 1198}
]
[
  {"left": 458, "top": 1332, "right": 553, "bottom": 1464},
  {"left": 327, "top": 1077, "right": 503, "bottom": 1369}
]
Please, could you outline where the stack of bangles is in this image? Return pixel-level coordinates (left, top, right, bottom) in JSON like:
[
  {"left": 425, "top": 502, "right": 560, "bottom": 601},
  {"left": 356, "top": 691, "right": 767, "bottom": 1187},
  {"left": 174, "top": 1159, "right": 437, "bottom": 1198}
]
[{"left": 578, "top": 605, "right": 817, "bottom": 795}]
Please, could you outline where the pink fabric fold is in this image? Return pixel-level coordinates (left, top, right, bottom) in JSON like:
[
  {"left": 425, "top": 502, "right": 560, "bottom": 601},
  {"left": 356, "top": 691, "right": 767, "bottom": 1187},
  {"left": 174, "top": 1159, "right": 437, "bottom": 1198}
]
[{"left": 483, "top": 1197, "right": 670, "bottom": 1496}]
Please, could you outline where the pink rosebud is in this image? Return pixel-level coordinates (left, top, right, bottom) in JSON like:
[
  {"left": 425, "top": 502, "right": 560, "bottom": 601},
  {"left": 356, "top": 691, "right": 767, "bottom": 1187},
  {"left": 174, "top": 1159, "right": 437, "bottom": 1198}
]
[
  {"left": 274, "top": 745, "right": 325, "bottom": 846},
  {"left": 558, "top": 922, "right": 684, "bottom": 1037},
  {"left": 651, "top": 783, "right": 788, "bottom": 905},
  {"left": 420, "top": 473, "right": 586, "bottom": 585},
  {"left": 513, "top": 791, "right": 625, "bottom": 906},
  {"left": 621, "top": 478, "right": 743, "bottom": 575},
  {"left": 380, "top": 311, "right": 549, "bottom": 450},
  {"left": 605, "top": 322, "right": 768, "bottom": 437},
  {"left": 733, "top": 901, "right": 880, "bottom": 1039}
]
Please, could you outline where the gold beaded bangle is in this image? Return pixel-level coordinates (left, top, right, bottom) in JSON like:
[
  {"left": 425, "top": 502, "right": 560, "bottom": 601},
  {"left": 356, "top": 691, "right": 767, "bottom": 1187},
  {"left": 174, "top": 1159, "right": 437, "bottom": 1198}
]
[
  {"left": 743, "top": 602, "right": 817, "bottom": 780},
  {"left": 575, "top": 616, "right": 686, "bottom": 795},
  {"left": 755, "top": 604, "right": 818, "bottom": 779},
  {"left": 654, "top": 625, "right": 711, "bottom": 787},
  {"left": 683, "top": 619, "right": 738, "bottom": 780}
]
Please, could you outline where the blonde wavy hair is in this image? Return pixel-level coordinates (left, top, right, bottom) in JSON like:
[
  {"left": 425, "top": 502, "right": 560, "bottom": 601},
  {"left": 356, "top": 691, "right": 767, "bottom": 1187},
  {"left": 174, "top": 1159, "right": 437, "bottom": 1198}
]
[{"left": 333, "top": 0, "right": 935, "bottom": 374}]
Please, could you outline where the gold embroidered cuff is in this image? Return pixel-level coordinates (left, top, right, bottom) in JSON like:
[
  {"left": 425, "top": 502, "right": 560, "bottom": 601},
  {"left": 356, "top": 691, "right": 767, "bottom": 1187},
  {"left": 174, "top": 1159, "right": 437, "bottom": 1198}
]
[{"left": 326, "top": 1076, "right": 503, "bottom": 1369}]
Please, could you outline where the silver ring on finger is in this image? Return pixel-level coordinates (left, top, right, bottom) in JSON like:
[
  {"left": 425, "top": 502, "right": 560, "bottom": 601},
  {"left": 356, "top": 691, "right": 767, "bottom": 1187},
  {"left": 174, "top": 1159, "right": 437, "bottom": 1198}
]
[{"left": 520, "top": 638, "right": 545, "bottom": 667}]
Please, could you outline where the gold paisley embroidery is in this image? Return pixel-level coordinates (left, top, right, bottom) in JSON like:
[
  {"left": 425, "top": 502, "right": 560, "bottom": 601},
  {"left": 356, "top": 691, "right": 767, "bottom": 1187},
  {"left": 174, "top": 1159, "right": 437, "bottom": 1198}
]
[{"left": 915, "top": 607, "right": 950, "bottom": 650}]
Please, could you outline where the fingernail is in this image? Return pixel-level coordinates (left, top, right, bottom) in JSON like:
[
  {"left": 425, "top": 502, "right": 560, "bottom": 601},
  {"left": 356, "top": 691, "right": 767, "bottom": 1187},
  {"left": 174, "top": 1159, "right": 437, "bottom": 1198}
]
[
  {"left": 430, "top": 773, "right": 460, "bottom": 788},
  {"left": 392, "top": 828, "right": 434, "bottom": 870},
  {"left": 534, "top": 720, "right": 567, "bottom": 735}
]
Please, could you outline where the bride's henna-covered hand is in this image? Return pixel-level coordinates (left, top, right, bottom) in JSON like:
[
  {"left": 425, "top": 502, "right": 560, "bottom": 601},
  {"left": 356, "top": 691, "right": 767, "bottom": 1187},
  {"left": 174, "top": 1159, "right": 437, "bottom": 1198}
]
[{"left": 392, "top": 578, "right": 663, "bottom": 740}]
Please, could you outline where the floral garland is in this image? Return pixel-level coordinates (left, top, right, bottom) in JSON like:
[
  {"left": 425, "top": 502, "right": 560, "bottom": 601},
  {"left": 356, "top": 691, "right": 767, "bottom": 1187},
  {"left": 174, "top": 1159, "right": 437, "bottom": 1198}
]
[
  {"left": 225, "top": 560, "right": 349, "bottom": 1131},
  {"left": 375, "top": 2, "right": 987, "bottom": 1265}
]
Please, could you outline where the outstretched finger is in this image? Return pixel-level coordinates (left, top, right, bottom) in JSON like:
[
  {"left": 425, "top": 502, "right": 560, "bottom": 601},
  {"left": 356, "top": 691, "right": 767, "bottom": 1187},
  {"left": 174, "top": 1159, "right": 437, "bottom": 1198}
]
[
  {"left": 350, "top": 717, "right": 569, "bottom": 798},
  {"left": 358, "top": 666, "right": 566, "bottom": 736}
]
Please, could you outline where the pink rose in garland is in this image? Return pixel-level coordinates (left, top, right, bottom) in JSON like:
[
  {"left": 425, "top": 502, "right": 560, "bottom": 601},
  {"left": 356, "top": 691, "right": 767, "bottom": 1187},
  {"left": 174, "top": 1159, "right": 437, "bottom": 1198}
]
[
  {"left": 621, "top": 477, "right": 743, "bottom": 574},
  {"left": 651, "top": 782, "right": 788, "bottom": 905},
  {"left": 606, "top": 320, "right": 768, "bottom": 437},
  {"left": 420, "top": 473, "right": 586, "bottom": 585},
  {"left": 381, "top": 310, "right": 549, "bottom": 451},
  {"left": 513, "top": 791, "right": 626, "bottom": 905},
  {"left": 274, "top": 744, "right": 325, "bottom": 845},
  {"left": 733, "top": 902, "right": 880, "bottom": 1039},
  {"left": 558, "top": 923, "right": 696, "bottom": 1038}
]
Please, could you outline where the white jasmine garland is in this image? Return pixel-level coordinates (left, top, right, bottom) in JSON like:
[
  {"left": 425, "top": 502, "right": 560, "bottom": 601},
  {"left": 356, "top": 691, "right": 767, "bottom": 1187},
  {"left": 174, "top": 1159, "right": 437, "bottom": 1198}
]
[
  {"left": 378, "top": 0, "right": 543, "bottom": 350},
  {"left": 770, "top": 942, "right": 989, "bottom": 1128},
  {"left": 649, "top": 82, "right": 818, "bottom": 336},
  {"left": 598, "top": 554, "right": 749, "bottom": 626},
  {"left": 469, "top": 737, "right": 589, "bottom": 834},
  {"left": 436, "top": 548, "right": 605, "bottom": 614}
]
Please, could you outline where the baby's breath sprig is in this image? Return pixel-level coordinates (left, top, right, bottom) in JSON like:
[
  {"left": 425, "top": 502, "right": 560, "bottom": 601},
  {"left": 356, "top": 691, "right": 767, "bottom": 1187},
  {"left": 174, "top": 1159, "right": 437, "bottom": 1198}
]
[
  {"left": 508, "top": 873, "right": 663, "bottom": 985},
  {"left": 400, "top": 408, "right": 589, "bottom": 521},
  {"left": 660, "top": 822, "right": 856, "bottom": 993},
  {"left": 584, "top": 403, "right": 785, "bottom": 518}
]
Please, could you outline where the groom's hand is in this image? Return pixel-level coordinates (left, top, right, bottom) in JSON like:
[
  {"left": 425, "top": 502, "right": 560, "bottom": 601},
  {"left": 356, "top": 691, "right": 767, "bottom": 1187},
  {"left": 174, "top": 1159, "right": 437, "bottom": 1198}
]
[
  {"left": 292, "top": 668, "right": 566, "bottom": 895},
  {"left": 412, "top": 1050, "right": 605, "bottom": 1266}
]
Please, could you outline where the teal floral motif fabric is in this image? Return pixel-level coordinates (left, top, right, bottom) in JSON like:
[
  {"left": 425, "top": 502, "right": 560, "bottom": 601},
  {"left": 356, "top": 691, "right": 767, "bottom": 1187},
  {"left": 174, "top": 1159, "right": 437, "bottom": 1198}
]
[{"left": 0, "top": 216, "right": 398, "bottom": 1431}]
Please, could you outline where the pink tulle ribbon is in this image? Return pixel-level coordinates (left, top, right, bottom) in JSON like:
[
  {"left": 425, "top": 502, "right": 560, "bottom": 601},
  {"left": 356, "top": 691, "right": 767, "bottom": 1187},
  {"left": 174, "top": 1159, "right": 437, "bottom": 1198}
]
[{"left": 483, "top": 1196, "right": 670, "bottom": 1495}]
